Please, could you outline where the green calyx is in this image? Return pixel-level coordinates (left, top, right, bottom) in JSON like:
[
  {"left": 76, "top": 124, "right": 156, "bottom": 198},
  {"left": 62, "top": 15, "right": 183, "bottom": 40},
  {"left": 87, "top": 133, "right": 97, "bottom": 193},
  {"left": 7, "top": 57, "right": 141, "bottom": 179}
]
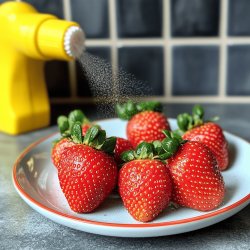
[
  {"left": 177, "top": 105, "right": 204, "bottom": 132},
  {"left": 121, "top": 130, "right": 185, "bottom": 163},
  {"left": 57, "top": 109, "right": 90, "bottom": 138},
  {"left": 176, "top": 104, "right": 219, "bottom": 134},
  {"left": 55, "top": 109, "right": 116, "bottom": 154},
  {"left": 116, "top": 100, "right": 163, "bottom": 120},
  {"left": 71, "top": 122, "right": 116, "bottom": 154}
]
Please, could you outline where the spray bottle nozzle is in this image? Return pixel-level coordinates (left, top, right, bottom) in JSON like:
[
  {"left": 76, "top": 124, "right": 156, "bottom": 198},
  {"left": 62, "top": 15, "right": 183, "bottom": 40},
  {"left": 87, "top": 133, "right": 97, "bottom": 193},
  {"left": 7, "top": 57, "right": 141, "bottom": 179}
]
[{"left": 64, "top": 26, "right": 85, "bottom": 58}]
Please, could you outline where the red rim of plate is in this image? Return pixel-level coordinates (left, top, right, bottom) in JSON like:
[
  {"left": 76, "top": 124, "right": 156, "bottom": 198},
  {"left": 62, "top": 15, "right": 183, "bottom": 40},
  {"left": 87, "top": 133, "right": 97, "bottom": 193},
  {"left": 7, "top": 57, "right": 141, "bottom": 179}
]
[{"left": 12, "top": 130, "right": 250, "bottom": 228}]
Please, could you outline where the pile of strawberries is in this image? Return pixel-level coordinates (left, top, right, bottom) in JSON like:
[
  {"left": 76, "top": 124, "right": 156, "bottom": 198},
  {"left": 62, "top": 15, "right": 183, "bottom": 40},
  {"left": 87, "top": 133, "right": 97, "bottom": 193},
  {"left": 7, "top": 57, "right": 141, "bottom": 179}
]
[{"left": 51, "top": 101, "right": 228, "bottom": 222}]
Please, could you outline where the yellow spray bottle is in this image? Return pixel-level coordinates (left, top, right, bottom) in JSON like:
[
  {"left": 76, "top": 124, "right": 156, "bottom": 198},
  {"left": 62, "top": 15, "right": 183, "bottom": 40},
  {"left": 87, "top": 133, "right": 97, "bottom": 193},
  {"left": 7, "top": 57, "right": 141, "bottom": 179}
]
[{"left": 0, "top": 2, "right": 85, "bottom": 135}]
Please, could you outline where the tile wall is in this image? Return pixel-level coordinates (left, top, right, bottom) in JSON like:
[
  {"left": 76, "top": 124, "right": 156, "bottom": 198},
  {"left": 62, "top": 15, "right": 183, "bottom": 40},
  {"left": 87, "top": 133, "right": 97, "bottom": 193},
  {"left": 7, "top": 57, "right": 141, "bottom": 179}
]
[{"left": 3, "top": 0, "right": 250, "bottom": 104}]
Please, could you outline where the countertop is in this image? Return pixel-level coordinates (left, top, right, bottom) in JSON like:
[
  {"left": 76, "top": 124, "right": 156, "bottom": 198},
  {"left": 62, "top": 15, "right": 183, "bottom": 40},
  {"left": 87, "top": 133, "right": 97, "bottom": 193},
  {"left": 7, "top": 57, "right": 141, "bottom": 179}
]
[{"left": 1, "top": 104, "right": 250, "bottom": 250}]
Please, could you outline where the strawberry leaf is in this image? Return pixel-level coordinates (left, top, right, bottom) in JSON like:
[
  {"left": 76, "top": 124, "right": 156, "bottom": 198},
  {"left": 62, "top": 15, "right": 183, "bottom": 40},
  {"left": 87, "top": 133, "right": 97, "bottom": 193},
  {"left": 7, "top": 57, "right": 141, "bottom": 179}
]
[
  {"left": 55, "top": 109, "right": 90, "bottom": 141},
  {"left": 121, "top": 150, "right": 136, "bottom": 162},
  {"left": 158, "top": 152, "right": 172, "bottom": 160},
  {"left": 83, "top": 125, "right": 99, "bottom": 145},
  {"left": 89, "top": 130, "right": 106, "bottom": 149},
  {"left": 136, "top": 142, "right": 154, "bottom": 159},
  {"left": 177, "top": 113, "right": 190, "bottom": 132},
  {"left": 153, "top": 140, "right": 165, "bottom": 155},
  {"left": 176, "top": 104, "right": 220, "bottom": 132},
  {"left": 162, "top": 138, "right": 179, "bottom": 155},
  {"left": 101, "top": 136, "right": 117, "bottom": 154},
  {"left": 162, "top": 130, "right": 172, "bottom": 138},
  {"left": 116, "top": 100, "right": 163, "bottom": 120},
  {"left": 116, "top": 101, "right": 137, "bottom": 120},
  {"left": 136, "top": 101, "right": 162, "bottom": 113},
  {"left": 71, "top": 121, "right": 83, "bottom": 144},
  {"left": 192, "top": 104, "right": 204, "bottom": 119},
  {"left": 68, "top": 109, "right": 89, "bottom": 129},
  {"left": 119, "top": 129, "right": 187, "bottom": 164},
  {"left": 57, "top": 116, "right": 69, "bottom": 136},
  {"left": 81, "top": 125, "right": 116, "bottom": 154}
]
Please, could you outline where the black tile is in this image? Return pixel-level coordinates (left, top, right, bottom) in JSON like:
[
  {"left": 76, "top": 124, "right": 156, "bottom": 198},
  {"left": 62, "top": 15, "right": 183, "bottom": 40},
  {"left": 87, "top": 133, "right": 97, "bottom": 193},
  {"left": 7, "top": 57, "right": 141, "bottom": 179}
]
[
  {"left": 86, "top": 47, "right": 111, "bottom": 62},
  {"left": 172, "top": 46, "right": 219, "bottom": 96},
  {"left": 228, "top": 0, "right": 250, "bottom": 36},
  {"left": 71, "top": 0, "right": 109, "bottom": 39},
  {"left": 227, "top": 46, "right": 250, "bottom": 95},
  {"left": 22, "top": 0, "right": 64, "bottom": 19},
  {"left": 118, "top": 46, "right": 164, "bottom": 96},
  {"left": 171, "top": 0, "right": 220, "bottom": 37},
  {"left": 77, "top": 47, "right": 111, "bottom": 97},
  {"left": 116, "top": 0, "right": 162, "bottom": 38},
  {"left": 45, "top": 61, "right": 70, "bottom": 97}
]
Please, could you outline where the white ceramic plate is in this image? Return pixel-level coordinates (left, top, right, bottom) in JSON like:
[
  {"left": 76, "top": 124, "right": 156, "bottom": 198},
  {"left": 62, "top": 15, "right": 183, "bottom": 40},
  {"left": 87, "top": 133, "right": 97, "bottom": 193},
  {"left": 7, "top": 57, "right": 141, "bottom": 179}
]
[{"left": 13, "top": 118, "right": 250, "bottom": 237}]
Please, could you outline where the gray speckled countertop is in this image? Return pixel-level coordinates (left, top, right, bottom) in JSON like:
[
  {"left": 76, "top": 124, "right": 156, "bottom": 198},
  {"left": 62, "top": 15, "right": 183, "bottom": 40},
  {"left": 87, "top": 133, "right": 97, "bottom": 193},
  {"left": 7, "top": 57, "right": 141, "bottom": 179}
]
[{"left": 1, "top": 104, "right": 250, "bottom": 250}]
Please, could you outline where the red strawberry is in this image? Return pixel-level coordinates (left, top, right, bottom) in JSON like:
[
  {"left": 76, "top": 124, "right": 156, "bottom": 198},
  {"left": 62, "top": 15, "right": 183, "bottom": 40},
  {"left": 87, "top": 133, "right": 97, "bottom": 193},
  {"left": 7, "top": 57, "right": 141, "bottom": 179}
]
[
  {"left": 127, "top": 111, "right": 170, "bottom": 148},
  {"left": 177, "top": 105, "right": 229, "bottom": 171},
  {"left": 116, "top": 101, "right": 170, "bottom": 148},
  {"left": 167, "top": 141, "right": 225, "bottom": 211},
  {"left": 58, "top": 123, "right": 117, "bottom": 213},
  {"left": 119, "top": 142, "right": 172, "bottom": 222},
  {"left": 51, "top": 138, "right": 75, "bottom": 169},
  {"left": 114, "top": 137, "right": 133, "bottom": 164},
  {"left": 51, "top": 110, "right": 93, "bottom": 169},
  {"left": 183, "top": 122, "right": 228, "bottom": 171}
]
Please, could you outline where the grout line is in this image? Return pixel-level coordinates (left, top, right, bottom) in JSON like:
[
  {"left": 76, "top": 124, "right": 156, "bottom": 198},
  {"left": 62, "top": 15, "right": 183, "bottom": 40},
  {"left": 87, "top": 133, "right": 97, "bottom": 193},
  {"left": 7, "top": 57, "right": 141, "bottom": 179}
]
[
  {"left": 63, "top": 0, "right": 78, "bottom": 97},
  {"left": 85, "top": 37, "right": 250, "bottom": 47},
  {"left": 85, "top": 38, "right": 221, "bottom": 46},
  {"left": 227, "top": 37, "right": 250, "bottom": 44},
  {"left": 51, "top": 96, "right": 250, "bottom": 104},
  {"left": 162, "top": 0, "right": 168, "bottom": 97},
  {"left": 109, "top": 0, "right": 119, "bottom": 100},
  {"left": 164, "top": 0, "right": 172, "bottom": 98},
  {"left": 218, "top": 0, "right": 228, "bottom": 98},
  {"left": 63, "top": 0, "right": 72, "bottom": 20}
]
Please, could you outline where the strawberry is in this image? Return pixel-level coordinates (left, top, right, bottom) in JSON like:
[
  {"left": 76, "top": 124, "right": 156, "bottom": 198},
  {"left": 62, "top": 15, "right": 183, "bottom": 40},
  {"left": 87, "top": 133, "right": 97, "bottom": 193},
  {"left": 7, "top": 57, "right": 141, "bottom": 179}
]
[
  {"left": 150, "top": 130, "right": 225, "bottom": 211},
  {"left": 58, "top": 123, "right": 117, "bottom": 213},
  {"left": 51, "top": 138, "right": 75, "bottom": 169},
  {"left": 114, "top": 137, "right": 133, "bottom": 164},
  {"left": 119, "top": 142, "right": 173, "bottom": 222},
  {"left": 116, "top": 101, "right": 171, "bottom": 148},
  {"left": 176, "top": 105, "right": 229, "bottom": 171},
  {"left": 51, "top": 109, "right": 93, "bottom": 169},
  {"left": 167, "top": 140, "right": 225, "bottom": 211}
]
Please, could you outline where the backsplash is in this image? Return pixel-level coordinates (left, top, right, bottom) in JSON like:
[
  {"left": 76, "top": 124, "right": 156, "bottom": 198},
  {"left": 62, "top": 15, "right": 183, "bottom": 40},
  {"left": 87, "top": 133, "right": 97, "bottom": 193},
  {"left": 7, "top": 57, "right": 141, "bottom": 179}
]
[{"left": 8, "top": 0, "right": 250, "bottom": 103}]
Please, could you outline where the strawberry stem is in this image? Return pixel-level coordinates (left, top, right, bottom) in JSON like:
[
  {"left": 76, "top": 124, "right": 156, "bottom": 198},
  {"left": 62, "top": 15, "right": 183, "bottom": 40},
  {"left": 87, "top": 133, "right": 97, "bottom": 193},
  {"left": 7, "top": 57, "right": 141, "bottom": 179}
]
[{"left": 116, "top": 100, "right": 163, "bottom": 120}]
